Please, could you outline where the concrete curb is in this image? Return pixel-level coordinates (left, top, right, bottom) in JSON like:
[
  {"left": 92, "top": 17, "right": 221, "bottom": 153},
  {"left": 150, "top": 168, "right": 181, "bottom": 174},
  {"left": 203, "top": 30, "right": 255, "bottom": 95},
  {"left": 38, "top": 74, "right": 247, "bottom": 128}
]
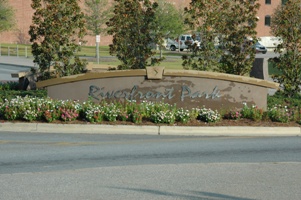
[
  {"left": 160, "top": 126, "right": 301, "bottom": 136},
  {"left": 0, "top": 123, "right": 159, "bottom": 135},
  {"left": 0, "top": 122, "right": 300, "bottom": 136}
]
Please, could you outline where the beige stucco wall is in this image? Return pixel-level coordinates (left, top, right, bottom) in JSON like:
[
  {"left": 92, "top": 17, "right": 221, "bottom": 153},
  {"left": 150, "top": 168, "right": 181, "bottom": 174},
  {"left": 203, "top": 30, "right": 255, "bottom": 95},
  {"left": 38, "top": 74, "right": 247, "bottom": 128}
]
[{"left": 37, "top": 69, "right": 279, "bottom": 111}]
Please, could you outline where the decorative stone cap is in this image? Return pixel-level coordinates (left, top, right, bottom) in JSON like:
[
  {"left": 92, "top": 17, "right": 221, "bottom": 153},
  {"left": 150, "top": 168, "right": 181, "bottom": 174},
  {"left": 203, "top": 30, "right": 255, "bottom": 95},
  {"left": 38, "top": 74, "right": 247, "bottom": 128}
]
[
  {"left": 146, "top": 67, "right": 165, "bottom": 80},
  {"left": 36, "top": 69, "right": 279, "bottom": 90}
]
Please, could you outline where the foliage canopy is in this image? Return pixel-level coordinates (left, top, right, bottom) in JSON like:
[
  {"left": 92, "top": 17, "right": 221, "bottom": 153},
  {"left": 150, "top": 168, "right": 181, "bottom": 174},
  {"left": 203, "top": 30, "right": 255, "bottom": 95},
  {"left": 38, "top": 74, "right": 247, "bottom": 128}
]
[
  {"left": 270, "top": 0, "right": 301, "bottom": 97},
  {"left": 84, "top": 0, "right": 113, "bottom": 36},
  {"left": 29, "top": 0, "right": 87, "bottom": 79},
  {"left": 183, "top": 0, "right": 260, "bottom": 76},
  {"left": 0, "top": 0, "right": 15, "bottom": 33},
  {"left": 107, "top": 0, "right": 163, "bottom": 70},
  {"left": 154, "top": 0, "right": 186, "bottom": 39}
]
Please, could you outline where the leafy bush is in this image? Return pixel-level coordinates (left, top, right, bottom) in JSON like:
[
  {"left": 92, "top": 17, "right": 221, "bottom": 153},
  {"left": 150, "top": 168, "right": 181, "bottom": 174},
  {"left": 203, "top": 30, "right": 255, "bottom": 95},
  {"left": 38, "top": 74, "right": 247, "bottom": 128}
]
[
  {"left": 1, "top": 96, "right": 43, "bottom": 121},
  {"left": 150, "top": 102, "right": 177, "bottom": 124},
  {"left": 151, "top": 110, "right": 175, "bottom": 124},
  {"left": 29, "top": 0, "right": 87, "bottom": 79},
  {"left": 0, "top": 81, "right": 19, "bottom": 91},
  {"left": 224, "top": 110, "right": 242, "bottom": 120},
  {"left": 270, "top": 0, "right": 301, "bottom": 97},
  {"left": 183, "top": 0, "right": 259, "bottom": 76},
  {"left": 40, "top": 98, "right": 61, "bottom": 122},
  {"left": 198, "top": 107, "right": 221, "bottom": 123},
  {"left": 107, "top": 0, "right": 163, "bottom": 69},
  {"left": 268, "top": 105, "right": 293, "bottom": 123},
  {"left": 82, "top": 103, "right": 104, "bottom": 123},
  {"left": 268, "top": 91, "right": 301, "bottom": 108},
  {"left": 0, "top": 90, "right": 47, "bottom": 102},
  {"left": 103, "top": 102, "right": 120, "bottom": 122},
  {"left": 59, "top": 100, "right": 81, "bottom": 122},
  {"left": 175, "top": 108, "right": 191, "bottom": 124},
  {"left": 241, "top": 103, "right": 264, "bottom": 121}
]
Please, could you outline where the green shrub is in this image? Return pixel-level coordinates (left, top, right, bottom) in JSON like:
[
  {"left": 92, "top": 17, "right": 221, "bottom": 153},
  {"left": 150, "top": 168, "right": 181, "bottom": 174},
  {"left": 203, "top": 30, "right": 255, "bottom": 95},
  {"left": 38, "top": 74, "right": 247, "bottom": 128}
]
[
  {"left": 81, "top": 102, "right": 104, "bottom": 123},
  {"left": 223, "top": 110, "right": 242, "bottom": 120},
  {"left": 198, "top": 107, "right": 221, "bottom": 123},
  {"left": 175, "top": 108, "right": 191, "bottom": 124},
  {"left": 241, "top": 103, "right": 264, "bottom": 121},
  {"left": 268, "top": 105, "right": 292, "bottom": 123},
  {"left": 0, "top": 90, "right": 47, "bottom": 102},
  {"left": 0, "top": 82, "right": 19, "bottom": 91},
  {"left": 268, "top": 91, "right": 301, "bottom": 108}
]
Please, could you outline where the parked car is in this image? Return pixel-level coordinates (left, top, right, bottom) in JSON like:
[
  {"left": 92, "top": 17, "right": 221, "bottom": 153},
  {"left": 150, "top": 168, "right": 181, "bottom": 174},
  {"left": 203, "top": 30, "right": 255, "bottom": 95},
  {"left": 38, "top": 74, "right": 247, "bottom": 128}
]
[
  {"left": 242, "top": 39, "right": 268, "bottom": 54},
  {"left": 254, "top": 42, "right": 267, "bottom": 54},
  {"left": 166, "top": 34, "right": 200, "bottom": 51}
]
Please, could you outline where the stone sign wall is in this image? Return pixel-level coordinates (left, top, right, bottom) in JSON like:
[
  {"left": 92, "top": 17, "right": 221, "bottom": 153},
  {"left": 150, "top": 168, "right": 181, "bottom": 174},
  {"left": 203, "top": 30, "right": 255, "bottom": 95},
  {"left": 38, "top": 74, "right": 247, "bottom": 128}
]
[{"left": 36, "top": 68, "right": 279, "bottom": 111}]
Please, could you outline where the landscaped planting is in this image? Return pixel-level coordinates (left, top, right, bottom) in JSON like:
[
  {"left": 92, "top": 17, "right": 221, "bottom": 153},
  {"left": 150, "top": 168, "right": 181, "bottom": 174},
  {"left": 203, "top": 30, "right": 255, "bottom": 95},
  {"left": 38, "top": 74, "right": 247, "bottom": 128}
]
[
  {"left": 198, "top": 107, "right": 221, "bottom": 123},
  {"left": 240, "top": 103, "right": 264, "bottom": 121},
  {"left": 268, "top": 104, "right": 297, "bottom": 123},
  {"left": 1, "top": 96, "right": 301, "bottom": 125}
]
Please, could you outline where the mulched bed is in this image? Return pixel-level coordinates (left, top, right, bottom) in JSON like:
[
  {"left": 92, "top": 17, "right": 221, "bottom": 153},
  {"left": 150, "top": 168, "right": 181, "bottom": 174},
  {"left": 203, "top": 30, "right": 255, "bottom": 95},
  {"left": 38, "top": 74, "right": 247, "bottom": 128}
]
[{"left": 3, "top": 118, "right": 300, "bottom": 127}]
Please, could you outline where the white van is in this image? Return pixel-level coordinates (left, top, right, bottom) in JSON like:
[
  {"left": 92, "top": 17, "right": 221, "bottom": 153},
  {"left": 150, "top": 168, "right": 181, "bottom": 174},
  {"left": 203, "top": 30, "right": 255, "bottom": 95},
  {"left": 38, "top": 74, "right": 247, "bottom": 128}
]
[{"left": 166, "top": 34, "right": 200, "bottom": 51}]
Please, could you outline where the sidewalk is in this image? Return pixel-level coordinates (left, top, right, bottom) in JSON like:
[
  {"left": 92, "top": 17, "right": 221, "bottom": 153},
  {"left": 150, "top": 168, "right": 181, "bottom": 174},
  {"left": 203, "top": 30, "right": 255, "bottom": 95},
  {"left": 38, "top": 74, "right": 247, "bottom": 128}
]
[{"left": 0, "top": 122, "right": 300, "bottom": 137}]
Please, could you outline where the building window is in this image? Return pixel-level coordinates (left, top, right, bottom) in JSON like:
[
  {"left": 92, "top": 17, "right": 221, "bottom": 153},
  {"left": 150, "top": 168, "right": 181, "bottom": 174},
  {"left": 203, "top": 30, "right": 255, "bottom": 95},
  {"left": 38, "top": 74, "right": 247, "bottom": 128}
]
[
  {"left": 265, "top": 15, "right": 271, "bottom": 26},
  {"left": 265, "top": 0, "right": 271, "bottom": 4},
  {"left": 282, "top": 0, "right": 288, "bottom": 4}
]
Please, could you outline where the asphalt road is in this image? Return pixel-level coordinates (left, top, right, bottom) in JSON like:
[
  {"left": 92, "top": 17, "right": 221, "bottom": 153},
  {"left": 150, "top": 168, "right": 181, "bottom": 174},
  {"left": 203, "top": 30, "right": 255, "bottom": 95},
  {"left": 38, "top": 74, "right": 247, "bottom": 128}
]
[
  {"left": 0, "top": 56, "right": 35, "bottom": 81},
  {"left": 0, "top": 132, "right": 301, "bottom": 200},
  {"left": 0, "top": 63, "right": 32, "bottom": 81}
]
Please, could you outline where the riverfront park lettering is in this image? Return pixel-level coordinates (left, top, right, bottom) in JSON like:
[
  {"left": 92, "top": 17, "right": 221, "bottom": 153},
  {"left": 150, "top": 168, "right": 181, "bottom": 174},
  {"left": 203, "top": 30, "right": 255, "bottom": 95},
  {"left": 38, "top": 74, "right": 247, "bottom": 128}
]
[{"left": 89, "top": 85, "right": 221, "bottom": 101}]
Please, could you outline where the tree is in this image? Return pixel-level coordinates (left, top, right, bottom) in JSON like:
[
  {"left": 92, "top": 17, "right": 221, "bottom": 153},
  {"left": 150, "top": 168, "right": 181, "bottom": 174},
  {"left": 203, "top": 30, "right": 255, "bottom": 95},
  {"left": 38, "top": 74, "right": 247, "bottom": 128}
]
[
  {"left": 183, "top": 0, "right": 224, "bottom": 71},
  {"left": 154, "top": 0, "right": 187, "bottom": 58},
  {"left": 29, "top": 0, "right": 87, "bottom": 80},
  {"left": 84, "top": 0, "right": 112, "bottom": 36},
  {"left": 183, "top": 0, "right": 260, "bottom": 76},
  {"left": 106, "top": 0, "right": 163, "bottom": 70},
  {"left": 84, "top": 0, "right": 113, "bottom": 61},
  {"left": 217, "top": 0, "right": 260, "bottom": 76},
  {"left": 270, "top": 0, "right": 301, "bottom": 97},
  {"left": 0, "top": 0, "right": 15, "bottom": 33},
  {"left": 155, "top": 1, "right": 186, "bottom": 39}
]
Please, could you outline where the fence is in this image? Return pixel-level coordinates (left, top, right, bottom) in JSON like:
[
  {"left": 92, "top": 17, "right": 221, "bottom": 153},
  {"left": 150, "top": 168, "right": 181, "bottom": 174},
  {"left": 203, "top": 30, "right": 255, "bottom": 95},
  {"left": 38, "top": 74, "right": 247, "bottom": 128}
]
[{"left": 0, "top": 44, "right": 32, "bottom": 58}]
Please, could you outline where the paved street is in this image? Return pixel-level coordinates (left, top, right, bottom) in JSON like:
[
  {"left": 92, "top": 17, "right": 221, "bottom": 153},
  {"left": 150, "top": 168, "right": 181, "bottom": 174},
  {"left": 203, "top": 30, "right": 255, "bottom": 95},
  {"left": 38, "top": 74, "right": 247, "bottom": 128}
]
[
  {"left": 0, "top": 63, "right": 32, "bottom": 81},
  {"left": 0, "top": 56, "right": 35, "bottom": 67},
  {"left": 0, "top": 56, "right": 35, "bottom": 81},
  {"left": 1, "top": 132, "right": 301, "bottom": 200}
]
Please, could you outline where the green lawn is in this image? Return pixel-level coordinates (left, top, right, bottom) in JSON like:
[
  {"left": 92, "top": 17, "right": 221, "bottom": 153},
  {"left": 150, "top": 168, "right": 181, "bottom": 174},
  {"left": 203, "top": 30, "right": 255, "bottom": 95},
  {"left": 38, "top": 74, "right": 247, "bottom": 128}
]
[
  {"left": 0, "top": 44, "right": 32, "bottom": 57},
  {"left": 268, "top": 60, "right": 282, "bottom": 76},
  {"left": 87, "top": 58, "right": 185, "bottom": 70},
  {"left": 0, "top": 43, "right": 183, "bottom": 58}
]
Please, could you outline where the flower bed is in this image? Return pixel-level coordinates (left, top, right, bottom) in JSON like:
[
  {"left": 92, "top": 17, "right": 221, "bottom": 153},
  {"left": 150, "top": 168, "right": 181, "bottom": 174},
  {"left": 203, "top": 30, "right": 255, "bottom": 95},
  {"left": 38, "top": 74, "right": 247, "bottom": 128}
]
[{"left": 1, "top": 96, "right": 301, "bottom": 126}]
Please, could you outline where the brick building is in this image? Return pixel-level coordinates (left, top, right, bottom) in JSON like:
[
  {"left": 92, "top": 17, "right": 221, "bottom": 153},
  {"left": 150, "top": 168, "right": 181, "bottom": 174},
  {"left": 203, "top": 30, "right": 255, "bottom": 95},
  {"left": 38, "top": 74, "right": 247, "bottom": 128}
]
[{"left": 0, "top": 0, "right": 283, "bottom": 46}]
